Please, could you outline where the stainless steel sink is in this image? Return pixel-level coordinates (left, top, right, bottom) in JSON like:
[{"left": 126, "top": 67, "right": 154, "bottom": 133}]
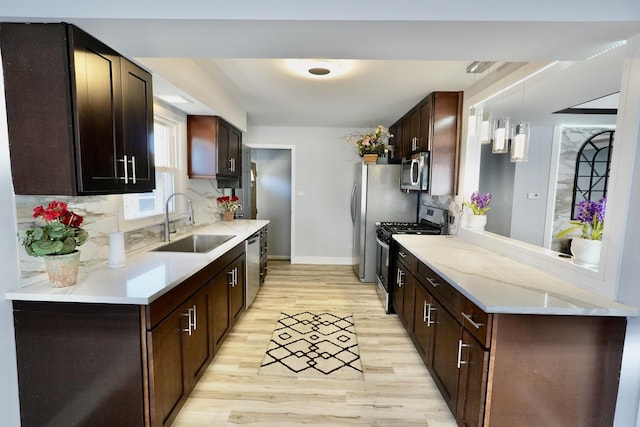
[{"left": 152, "top": 234, "right": 235, "bottom": 253}]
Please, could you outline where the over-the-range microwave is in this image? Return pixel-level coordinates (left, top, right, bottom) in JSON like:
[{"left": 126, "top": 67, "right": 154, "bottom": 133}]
[{"left": 400, "top": 152, "right": 429, "bottom": 191}]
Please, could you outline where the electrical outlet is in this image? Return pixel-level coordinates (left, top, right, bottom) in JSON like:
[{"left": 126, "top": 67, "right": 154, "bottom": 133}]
[{"left": 527, "top": 192, "right": 540, "bottom": 200}]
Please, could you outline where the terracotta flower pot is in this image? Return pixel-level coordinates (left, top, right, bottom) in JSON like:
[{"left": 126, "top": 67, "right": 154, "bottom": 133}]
[
  {"left": 43, "top": 250, "right": 81, "bottom": 287},
  {"left": 363, "top": 154, "right": 378, "bottom": 164},
  {"left": 224, "top": 211, "right": 234, "bottom": 222}
]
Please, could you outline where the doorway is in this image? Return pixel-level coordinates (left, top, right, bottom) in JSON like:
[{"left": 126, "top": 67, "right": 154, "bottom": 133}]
[{"left": 249, "top": 146, "right": 294, "bottom": 261}]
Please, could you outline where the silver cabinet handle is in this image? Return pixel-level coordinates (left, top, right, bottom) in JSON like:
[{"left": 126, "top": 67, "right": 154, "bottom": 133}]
[
  {"left": 228, "top": 269, "right": 234, "bottom": 287},
  {"left": 461, "top": 312, "right": 484, "bottom": 329},
  {"left": 130, "top": 155, "right": 137, "bottom": 184},
  {"left": 425, "top": 277, "right": 439, "bottom": 288},
  {"left": 423, "top": 301, "right": 435, "bottom": 326},
  {"left": 118, "top": 155, "right": 129, "bottom": 183},
  {"left": 192, "top": 304, "right": 197, "bottom": 331},
  {"left": 181, "top": 307, "right": 195, "bottom": 336},
  {"left": 457, "top": 340, "right": 471, "bottom": 369},
  {"left": 398, "top": 251, "right": 407, "bottom": 258},
  {"left": 397, "top": 269, "right": 404, "bottom": 287}
]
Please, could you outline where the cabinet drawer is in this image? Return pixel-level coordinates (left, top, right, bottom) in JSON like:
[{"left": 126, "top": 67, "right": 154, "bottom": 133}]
[
  {"left": 395, "top": 243, "right": 416, "bottom": 273},
  {"left": 461, "top": 298, "right": 492, "bottom": 348},
  {"left": 416, "top": 261, "right": 461, "bottom": 317}
]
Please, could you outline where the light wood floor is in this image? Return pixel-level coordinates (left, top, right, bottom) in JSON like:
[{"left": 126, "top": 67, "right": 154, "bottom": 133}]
[{"left": 171, "top": 261, "right": 457, "bottom": 426}]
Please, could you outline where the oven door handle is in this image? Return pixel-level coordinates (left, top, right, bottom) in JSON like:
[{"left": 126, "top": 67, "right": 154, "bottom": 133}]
[{"left": 376, "top": 236, "right": 390, "bottom": 250}]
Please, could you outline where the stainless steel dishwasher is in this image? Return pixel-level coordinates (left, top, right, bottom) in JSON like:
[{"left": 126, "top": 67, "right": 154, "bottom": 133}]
[{"left": 245, "top": 231, "right": 261, "bottom": 307}]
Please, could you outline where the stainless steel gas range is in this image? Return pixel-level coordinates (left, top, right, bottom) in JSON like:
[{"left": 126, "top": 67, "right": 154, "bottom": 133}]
[{"left": 375, "top": 205, "right": 449, "bottom": 313}]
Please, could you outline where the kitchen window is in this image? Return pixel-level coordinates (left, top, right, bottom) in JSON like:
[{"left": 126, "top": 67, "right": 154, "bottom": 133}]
[{"left": 118, "top": 106, "right": 186, "bottom": 230}]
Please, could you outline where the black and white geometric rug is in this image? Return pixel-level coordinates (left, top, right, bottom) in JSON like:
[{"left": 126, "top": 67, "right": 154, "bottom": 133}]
[{"left": 259, "top": 312, "right": 363, "bottom": 380}]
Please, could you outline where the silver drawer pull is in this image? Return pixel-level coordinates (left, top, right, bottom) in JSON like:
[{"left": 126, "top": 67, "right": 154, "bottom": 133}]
[
  {"left": 398, "top": 251, "right": 407, "bottom": 258},
  {"left": 425, "top": 277, "right": 439, "bottom": 288},
  {"left": 461, "top": 312, "right": 484, "bottom": 329}
]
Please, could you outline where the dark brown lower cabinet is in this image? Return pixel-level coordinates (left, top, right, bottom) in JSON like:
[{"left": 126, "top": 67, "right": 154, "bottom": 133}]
[
  {"left": 12, "top": 242, "right": 248, "bottom": 427},
  {"left": 429, "top": 296, "right": 462, "bottom": 413},
  {"left": 148, "top": 283, "right": 213, "bottom": 426},
  {"left": 456, "top": 330, "right": 489, "bottom": 427},
  {"left": 394, "top": 243, "right": 627, "bottom": 427}
]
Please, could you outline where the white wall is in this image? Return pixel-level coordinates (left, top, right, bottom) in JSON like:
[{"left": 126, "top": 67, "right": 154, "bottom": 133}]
[
  {"left": 245, "top": 125, "right": 360, "bottom": 264},
  {"left": 0, "top": 53, "right": 22, "bottom": 427},
  {"left": 510, "top": 124, "right": 554, "bottom": 246}
]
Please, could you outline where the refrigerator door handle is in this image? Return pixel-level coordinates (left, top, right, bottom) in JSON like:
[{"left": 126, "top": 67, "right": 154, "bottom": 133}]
[{"left": 350, "top": 183, "right": 357, "bottom": 225}]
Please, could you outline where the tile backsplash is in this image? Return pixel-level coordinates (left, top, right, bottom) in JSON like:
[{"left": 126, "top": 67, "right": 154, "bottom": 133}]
[{"left": 15, "top": 179, "right": 230, "bottom": 283}]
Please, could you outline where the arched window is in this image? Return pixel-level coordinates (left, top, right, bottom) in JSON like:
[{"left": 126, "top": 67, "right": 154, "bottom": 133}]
[{"left": 571, "top": 130, "right": 614, "bottom": 219}]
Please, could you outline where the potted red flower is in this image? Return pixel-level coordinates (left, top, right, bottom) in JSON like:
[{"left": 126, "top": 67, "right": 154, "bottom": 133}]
[
  {"left": 18, "top": 201, "right": 89, "bottom": 287},
  {"left": 216, "top": 196, "right": 240, "bottom": 222}
]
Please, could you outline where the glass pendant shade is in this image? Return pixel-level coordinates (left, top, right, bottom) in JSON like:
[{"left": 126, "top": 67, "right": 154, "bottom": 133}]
[
  {"left": 468, "top": 106, "right": 478, "bottom": 136},
  {"left": 479, "top": 111, "right": 492, "bottom": 144},
  {"left": 510, "top": 121, "right": 530, "bottom": 162},
  {"left": 492, "top": 116, "right": 510, "bottom": 153}
]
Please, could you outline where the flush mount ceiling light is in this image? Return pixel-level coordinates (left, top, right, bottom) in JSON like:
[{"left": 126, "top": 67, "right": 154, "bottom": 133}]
[{"left": 286, "top": 59, "right": 353, "bottom": 79}]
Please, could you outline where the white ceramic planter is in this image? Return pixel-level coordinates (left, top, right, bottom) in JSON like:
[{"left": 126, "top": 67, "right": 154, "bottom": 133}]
[
  {"left": 571, "top": 238, "right": 602, "bottom": 268},
  {"left": 467, "top": 215, "right": 487, "bottom": 231}
]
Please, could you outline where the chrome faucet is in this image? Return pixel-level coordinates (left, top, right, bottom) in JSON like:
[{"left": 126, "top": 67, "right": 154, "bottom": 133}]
[{"left": 164, "top": 192, "right": 194, "bottom": 242}]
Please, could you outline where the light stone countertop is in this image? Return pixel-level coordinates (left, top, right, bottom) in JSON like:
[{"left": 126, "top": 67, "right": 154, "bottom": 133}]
[
  {"left": 394, "top": 234, "right": 638, "bottom": 317},
  {"left": 5, "top": 220, "right": 269, "bottom": 305}
]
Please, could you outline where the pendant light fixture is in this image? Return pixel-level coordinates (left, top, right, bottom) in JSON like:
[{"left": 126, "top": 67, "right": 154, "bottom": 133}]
[
  {"left": 492, "top": 116, "right": 510, "bottom": 153},
  {"left": 479, "top": 110, "right": 492, "bottom": 144},
  {"left": 468, "top": 106, "right": 478, "bottom": 136},
  {"left": 511, "top": 64, "right": 530, "bottom": 162}
]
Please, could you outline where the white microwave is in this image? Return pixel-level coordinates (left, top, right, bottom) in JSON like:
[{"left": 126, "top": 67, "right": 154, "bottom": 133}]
[{"left": 400, "top": 152, "right": 429, "bottom": 191}]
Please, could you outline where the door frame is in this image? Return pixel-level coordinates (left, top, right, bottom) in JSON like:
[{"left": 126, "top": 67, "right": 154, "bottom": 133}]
[{"left": 244, "top": 144, "right": 296, "bottom": 262}]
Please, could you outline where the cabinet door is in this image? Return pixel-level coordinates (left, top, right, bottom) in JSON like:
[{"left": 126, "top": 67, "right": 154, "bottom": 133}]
[
  {"left": 388, "top": 122, "right": 402, "bottom": 163},
  {"left": 147, "top": 307, "right": 187, "bottom": 427},
  {"left": 429, "top": 91, "right": 462, "bottom": 196},
  {"left": 407, "top": 107, "right": 421, "bottom": 152},
  {"left": 456, "top": 330, "right": 489, "bottom": 427},
  {"left": 71, "top": 26, "right": 123, "bottom": 194},
  {"left": 211, "top": 268, "right": 230, "bottom": 350},
  {"left": 182, "top": 285, "right": 214, "bottom": 390},
  {"left": 413, "top": 283, "right": 435, "bottom": 365},
  {"left": 120, "top": 58, "right": 155, "bottom": 192},
  {"left": 417, "top": 95, "right": 433, "bottom": 152},
  {"left": 216, "top": 119, "right": 232, "bottom": 177},
  {"left": 402, "top": 272, "right": 415, "bottom": 333},
  {"left": 229, "top": 126, "right": 242, "bottom": 178},
  {"left": 430, "top": 299, "right": 462, "bottom": 414},
  {"left": 229, "top": 256, "right": 246, "bottom": 324},
  {"left": 392, "top": 266, "right": 405, "bottom": 317}
]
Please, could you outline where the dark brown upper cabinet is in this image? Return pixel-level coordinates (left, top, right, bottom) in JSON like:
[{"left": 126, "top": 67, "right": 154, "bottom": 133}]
[
  {"left": 187, "top": 115, "right": 242, "bottom": 186},
  {"left": 388, "top": 91, "right": 463, "bottom": 195},
  {"left": 0, "top": 23, "right": 155, "bottom": 195}
]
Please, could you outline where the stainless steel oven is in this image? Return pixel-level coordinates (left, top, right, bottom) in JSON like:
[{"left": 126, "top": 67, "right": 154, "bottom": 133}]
[{"left": 375, "top": 205, "right": 448, "bottom": 314}]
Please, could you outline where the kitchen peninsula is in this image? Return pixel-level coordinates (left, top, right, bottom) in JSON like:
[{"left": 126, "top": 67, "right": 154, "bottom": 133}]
[
  {"left": 6, "top": 220, "right": 268, "bottom": 427},
  {"left": 392, "top": 234, "right": 638, "bottom": 427}
]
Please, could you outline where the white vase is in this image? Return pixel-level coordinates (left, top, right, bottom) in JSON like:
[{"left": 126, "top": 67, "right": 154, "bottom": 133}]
[
  {"left": 570, "top": 238, "right": 602, "bottom": 268},
  {"left": 467, "top": 215, "right": 487, "bottom": 231}
]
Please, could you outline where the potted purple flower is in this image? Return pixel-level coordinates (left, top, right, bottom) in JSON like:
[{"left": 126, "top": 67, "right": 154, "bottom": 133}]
[
  {"left": 556, "top": 198, "right": 606, "bottom": 267},
  {"left": 464, "top": 192, "right": 492, "bottom": 231}
]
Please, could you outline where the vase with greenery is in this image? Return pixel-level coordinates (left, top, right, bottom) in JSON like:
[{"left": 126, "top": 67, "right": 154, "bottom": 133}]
[
  {"left": 556, "top": 198, "right": 606, "bottom": 267},
  {"left": 464, "top": 192, "right": 492, "bottom": 230},
  {"left": 345, "top": 124, "right": 392, "bottom": 158},
  {"left": 18, "top": 201, "right": 89, "bottom": 287}
]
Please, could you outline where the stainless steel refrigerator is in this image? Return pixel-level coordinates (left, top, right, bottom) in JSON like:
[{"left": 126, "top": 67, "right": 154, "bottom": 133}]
[{"left": 350, "top": 163, "right": 418, "bottom": 282}]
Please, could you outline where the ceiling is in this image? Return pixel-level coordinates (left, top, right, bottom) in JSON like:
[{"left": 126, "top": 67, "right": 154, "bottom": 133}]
[{"left": 2, "top": 3, "right": 640, "bottom": 129}]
